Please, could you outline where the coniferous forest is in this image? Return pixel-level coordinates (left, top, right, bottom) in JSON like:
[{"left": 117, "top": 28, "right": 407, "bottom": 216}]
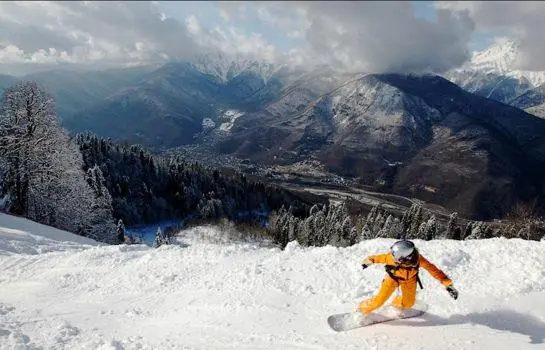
[{"left": 75, "top": 132, "right": 325, "bottom": 229}]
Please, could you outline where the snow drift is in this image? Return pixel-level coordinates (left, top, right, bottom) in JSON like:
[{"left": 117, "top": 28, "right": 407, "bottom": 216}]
[{"left": 1, "top": 215, "right": 545, "bottom": 349}]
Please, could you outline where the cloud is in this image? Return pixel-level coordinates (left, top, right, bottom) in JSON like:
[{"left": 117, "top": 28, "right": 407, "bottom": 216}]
[
  {"left": 13, "top": 1, "right": 545, "bottom": 76},
  {"left": 0, "top": 1, "right": 294, "bottom": 75},
  {"left": 436, "top": 1, "right": 545, "bottom": 71},
  {"left": 0, "top": 1, "right": 203, "bottom": 74},
  {"left": 218, "top": 1, "right": 476, "bottom": 74},
  {"left": 187, "top": 15, "right": 282, "bottom": 63}
]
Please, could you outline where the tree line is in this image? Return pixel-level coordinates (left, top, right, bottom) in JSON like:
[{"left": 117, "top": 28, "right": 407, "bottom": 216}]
[{"left": 267, "top": 201, "right": 545, "bottom": 249}]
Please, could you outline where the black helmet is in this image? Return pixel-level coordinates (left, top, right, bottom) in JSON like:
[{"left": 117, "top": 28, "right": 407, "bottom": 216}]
[{"left": 390, "top": 240, "right": 418, "bottom": 264}]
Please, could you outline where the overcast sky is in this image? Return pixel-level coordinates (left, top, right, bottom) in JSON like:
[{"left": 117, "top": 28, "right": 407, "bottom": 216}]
[{"left": 0, "top": 1, "right": 543, "bottom": 75}]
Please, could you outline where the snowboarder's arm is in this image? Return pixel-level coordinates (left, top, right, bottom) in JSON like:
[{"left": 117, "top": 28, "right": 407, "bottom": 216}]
[
  {"left": 363, "top": 253, "right": 392, "bottom": 265},
  {"left": 419, "top": 255, "right": 453, "bottom": 287}
]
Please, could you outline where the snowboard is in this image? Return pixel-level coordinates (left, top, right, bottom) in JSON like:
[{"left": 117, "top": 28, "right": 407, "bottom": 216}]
[{"left": 327, "top": 302, "right": 428, "bottom": 332}]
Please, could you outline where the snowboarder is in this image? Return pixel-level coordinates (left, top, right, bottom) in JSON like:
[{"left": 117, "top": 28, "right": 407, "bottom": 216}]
[{"left": 359, "top": 240, "right": 458, "bottom": 315}]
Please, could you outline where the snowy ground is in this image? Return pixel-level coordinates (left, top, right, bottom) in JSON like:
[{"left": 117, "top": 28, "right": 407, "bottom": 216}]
[
  {"left": 1, "top": 214, "right": 545, "bottom": 349},
  {"left": 219, "top": 110, "right": 244, "bottom": 132}
]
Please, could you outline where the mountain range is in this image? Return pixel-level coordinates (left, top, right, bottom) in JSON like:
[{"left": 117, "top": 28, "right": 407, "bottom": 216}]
[{"left": 2, "top": 40, "right": 545, "bottom": 220}]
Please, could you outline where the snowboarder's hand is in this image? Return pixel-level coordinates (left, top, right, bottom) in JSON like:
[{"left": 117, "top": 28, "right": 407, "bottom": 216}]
[
  {"left": 446, "top": 285, "right": 458, "bottom": 300},
  {"left": 361, "top": 259, "right": 373, "bottom": 270}
]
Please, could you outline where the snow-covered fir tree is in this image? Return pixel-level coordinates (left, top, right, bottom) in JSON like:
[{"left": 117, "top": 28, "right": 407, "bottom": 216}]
[
  {"left": 391, "top": 216, "right": 403, "bottom": 239},
  {"left": 360, "top": 221, "right": 373, "bottom": 240},
  {"left": 312, "top": 206, "right": 328, "bottom": 246},
  {"left": 84, "top": 165, "right": 118, "bottom": 243},
  {"left": 423, "top": 215, "right": 438, "bottom": 241},
  {"left": 154, "top": 227, "right": 169, "bottom": 247},
  {"left": 446, "top": 212, "right": 459, "bottom": 239},
  {"left": 117, "top": 219, "right": 126, "bottom": 243},
  {"left": 377, "top": 214, "right": 393, "bottom": 238},
  {"left": 408, "top": 204, "right": 424, "bottom": 239}
]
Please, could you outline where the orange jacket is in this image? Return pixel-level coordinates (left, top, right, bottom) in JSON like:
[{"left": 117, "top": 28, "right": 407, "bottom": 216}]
[{"left": 364, "top": 252, "right": 453, "bottom": 287}]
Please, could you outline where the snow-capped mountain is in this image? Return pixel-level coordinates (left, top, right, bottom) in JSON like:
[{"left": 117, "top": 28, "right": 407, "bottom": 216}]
[
  {"left": 189, "top": 51, "right": 287, "bottom": 84},
  {"left": 445, "top": 39, "right": 545, "bottom": 112},
  {"left": 449, "top": 39, "right": 545, "bottom": 88}
]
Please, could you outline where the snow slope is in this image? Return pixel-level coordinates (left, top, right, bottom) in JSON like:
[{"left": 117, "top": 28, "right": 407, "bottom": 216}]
[
  {"left": 1, "top": 216, "right": 545, "bottom": 349},
  {"left": 0, "top": 213, "right": 99, "bottom": 255}
]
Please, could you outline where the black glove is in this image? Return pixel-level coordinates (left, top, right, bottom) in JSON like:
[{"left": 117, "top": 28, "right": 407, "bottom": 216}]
[
  {"left": 361, "top": 259, "right": 372, "bottom": 270},
  {"left": 446, "top": 285, "right": 458, "bottom": 300}
]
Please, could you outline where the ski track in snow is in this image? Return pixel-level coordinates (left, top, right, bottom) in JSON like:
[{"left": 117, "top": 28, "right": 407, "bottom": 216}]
[{"left": 1, "top": 214, "right": 545, "bottom": 349}]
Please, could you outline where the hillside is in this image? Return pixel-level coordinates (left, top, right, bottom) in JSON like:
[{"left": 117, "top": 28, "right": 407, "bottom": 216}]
[
  {"left": 511, "top": 84, "right": 545, "bottom": 118},
  {"left": 0, "top": 67, "right": 155, "bottom": 121},
  {"left": 214, "top": 73, "right": 545, "bottom": 219},
  {"left": 1, "top": 214, "right": 544, "bottom": 349},
  {"left": 61, "top": 60, "right": 296, "bottom": 148}
]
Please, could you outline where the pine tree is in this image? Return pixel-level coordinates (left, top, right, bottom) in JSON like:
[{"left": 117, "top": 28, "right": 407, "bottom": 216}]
[
  {"left": 365, "top": 204, "right": 379, "bottom": 237},
  {"left": 464, "top": 222, "right": 473, "bottom": 240},
  {"left": 154, "top": 227, "right": 167, "bottom": 247},
  {"left": 313, "top": 206, "right": 327, "bottom": 246},
  {"left": 466, "top": 221, "right": 484, "bottom": 240},
  {"left": 446, "top": 212, "right": 459, "bottom": 239},
  {"left": 373, "top": 212, "right": 386, "bottom": 237},
  {"left": 361, "top": 222, "right": 373, "bottom": 240},
  {"left": 117, "top": 219, "right": 126, "bottom": 243},
  {"left": 368, "top": 204, "right": 379, "bottom": 224},
  {"left": 296, "top": 218, "right": 311, "bottom": 246},
  {"left": 484, "top": 225, "right": 494, "bottom": 239},
  {"left": 408, "top": 204, "right": 424, "bottom": 239},
  {"left": 424, "top": 215, "right": 438, "bottom": 241},
  {"left": 392, "top": 217, "right": 403, "bottom": 239},
  {"left": 336, "top": 215, "right": 353, "bottom": 246},
  {"left": 377, "top": 214, "right": 393, "bottom": 238},
  {"left": 309, "top": 204, "right": 321, "bottom": 216},
  {"left": 401, "top": 207, "right": 411, "bottom": 239},
  {"left": 287, "top": 214, "right": 299, "bottom": 243},
  {"left": 327, "top": 202, "right": 353, "bottom": 246},
  {"left": 347, "top": 226, "right": 359, "bottom": 246},
  {"left": 84, "top": 165, "right": 118, "bottom": 244},
  {"left": 324, "top": 203, "right": 337, "bottom": 245},
  {"left": 417, "top": 221, "right": 427, "bottom": 240}
]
